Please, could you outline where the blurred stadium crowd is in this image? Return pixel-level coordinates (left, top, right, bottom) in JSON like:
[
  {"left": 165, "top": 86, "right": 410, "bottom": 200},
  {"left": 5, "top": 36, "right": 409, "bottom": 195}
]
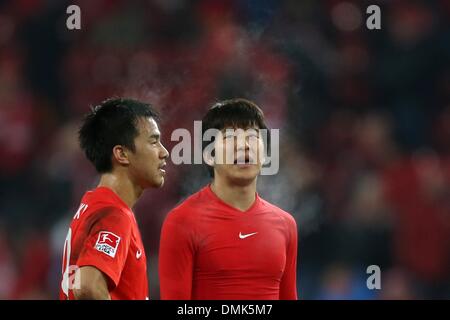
[{"left": 0, "top": 0, "right": 449, "bottom": 299}]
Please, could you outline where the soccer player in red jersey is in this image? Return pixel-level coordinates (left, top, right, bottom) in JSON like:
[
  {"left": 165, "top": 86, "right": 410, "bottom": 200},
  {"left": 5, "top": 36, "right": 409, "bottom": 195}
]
[
  {"left": 159, "top": 98, "right": 298, "bottom": 300},
  {"left": 59, "top": 98, "right": 169, "bottom": 300}
]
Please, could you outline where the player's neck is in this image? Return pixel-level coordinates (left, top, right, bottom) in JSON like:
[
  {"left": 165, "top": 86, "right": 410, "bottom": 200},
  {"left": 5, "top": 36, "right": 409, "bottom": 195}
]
[
  {"left": 210, "top": 178, "right": 257, "bottom": 212},
  {"left": 97, "top": 172, "right": 142, "bottom": 209}
]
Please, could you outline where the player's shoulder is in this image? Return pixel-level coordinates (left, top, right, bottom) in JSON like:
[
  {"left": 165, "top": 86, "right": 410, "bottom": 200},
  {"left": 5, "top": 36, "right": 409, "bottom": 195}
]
[
  {"left": 77, "top": 204, "right": 131, "bottom": 230},
  {"left": 78, "top": 189, "right": 133, "bottom": 223},
  {"left": 259, "top": 197, "right": 297, "bottom": 226},
  {"left": 83, "top": 187, "right": 128, "bottom": 208},
  {"left": 165, "top": 187, "right": 207, "bottom": 221}
]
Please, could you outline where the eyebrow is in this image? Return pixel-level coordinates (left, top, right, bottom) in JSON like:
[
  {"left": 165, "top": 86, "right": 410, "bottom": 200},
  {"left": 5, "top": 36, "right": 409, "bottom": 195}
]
[
  {"left": 222, "top": 128, "right": 260, "bottom": 135},
  {"left": 149, "top": 134, "right": 160, "bottom": 139}
]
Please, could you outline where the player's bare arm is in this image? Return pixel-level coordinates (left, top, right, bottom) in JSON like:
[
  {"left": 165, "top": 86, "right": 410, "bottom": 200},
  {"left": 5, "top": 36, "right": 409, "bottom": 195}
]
[{"left": 72, "top": 266, "right": 111, "bottom": 300}]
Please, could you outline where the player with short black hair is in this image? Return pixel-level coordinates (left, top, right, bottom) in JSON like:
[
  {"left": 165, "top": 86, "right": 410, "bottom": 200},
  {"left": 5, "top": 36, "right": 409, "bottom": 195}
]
[
  {"left": 159, "top": 98, "right": 298, "bottom": 300},
  {"left": 60, "top": 98, "right": 169, "bottom": 300}
]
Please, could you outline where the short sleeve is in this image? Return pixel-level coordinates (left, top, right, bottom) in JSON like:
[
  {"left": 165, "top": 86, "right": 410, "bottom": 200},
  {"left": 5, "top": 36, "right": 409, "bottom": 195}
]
[{"left": 76, "top": 207, "right": 132, "bottom": 289}]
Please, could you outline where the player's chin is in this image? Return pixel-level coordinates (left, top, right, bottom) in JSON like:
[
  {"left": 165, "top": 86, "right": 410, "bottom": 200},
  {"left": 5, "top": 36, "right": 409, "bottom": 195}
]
[
  {"left": 153, "top": 176, "right": 165, "bottom": 188},
  {"left": 230, "top": 175, "right": 258, "bottom": 186},
  {"left": 145, "top": 174, "right": 165, "bottom": 189},
  {"left": 231, "top": 168, "right": 259, "bottom": 182},
  {"left": 233, "top": 164, "right": 260, "bottom": 175}
]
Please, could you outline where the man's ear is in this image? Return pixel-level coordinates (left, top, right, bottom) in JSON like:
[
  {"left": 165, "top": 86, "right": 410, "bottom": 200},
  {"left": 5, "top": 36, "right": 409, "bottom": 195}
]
[
  {"left": 203, "top": 149, "right": 215, "bottom": 167},
  {"left": 112, "top": 145, "right": 130, "bottom": 165},
  {"left": 259, "top": 143, "right": 268, "bottom": 166}
]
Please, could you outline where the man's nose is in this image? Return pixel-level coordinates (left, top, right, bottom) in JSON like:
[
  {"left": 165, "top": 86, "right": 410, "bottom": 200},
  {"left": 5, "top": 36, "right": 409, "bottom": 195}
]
[
  {"left": 160, "top": 144, "right": 169, "bottom": 159},
  {"left": 235, "top": 135, "right": 251, "bottom": 151}
]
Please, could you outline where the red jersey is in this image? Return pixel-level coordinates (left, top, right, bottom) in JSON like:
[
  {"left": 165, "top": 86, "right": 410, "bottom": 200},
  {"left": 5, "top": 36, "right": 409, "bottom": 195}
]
[
  {"left": 59, "top": 187, "right": 148, "bottom": 300},
  {"left": 159, "top": 185, "right": 298, "bottom": 300}
]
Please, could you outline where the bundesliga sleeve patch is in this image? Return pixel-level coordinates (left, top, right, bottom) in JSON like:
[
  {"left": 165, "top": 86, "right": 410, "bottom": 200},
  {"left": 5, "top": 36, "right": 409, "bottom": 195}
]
[{"left": 95, "top": 231, "right": 121, "bottom": 258}]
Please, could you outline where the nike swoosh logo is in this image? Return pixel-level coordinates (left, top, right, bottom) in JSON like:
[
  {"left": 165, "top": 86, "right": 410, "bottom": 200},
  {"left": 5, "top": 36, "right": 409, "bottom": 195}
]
[
  {"left": 239, "top": 232, "right": 258, "bottom": 239},
  {"left": 136, "top": 250, "right": 142, "bottom": 259}
]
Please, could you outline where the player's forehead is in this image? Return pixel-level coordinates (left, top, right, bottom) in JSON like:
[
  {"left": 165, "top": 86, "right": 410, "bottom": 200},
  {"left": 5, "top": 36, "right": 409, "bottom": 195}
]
[
  {"left": 137, "top": 117, "right": 160, "bottom": 137},
  {"left": 220, "top": 123, "right": 260, "bottom": 133}
]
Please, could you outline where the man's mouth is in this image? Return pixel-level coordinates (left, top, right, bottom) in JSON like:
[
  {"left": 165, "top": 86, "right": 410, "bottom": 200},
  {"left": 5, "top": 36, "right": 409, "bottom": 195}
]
[
  {"left": 233, "top": 155, "right": 255, "bottom": 165},
  {"left": 159, "top": 162, "right": 166, "bottom": 174}
]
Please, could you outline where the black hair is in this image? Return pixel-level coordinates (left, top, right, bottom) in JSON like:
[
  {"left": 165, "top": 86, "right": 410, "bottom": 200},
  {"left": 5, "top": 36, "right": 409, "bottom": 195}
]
[
  {"left": 201, "top": 98, "right": 269, "bottom": 177},
  {"left": 78, "top": 97, "right": 160, "bottom": 173}
]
